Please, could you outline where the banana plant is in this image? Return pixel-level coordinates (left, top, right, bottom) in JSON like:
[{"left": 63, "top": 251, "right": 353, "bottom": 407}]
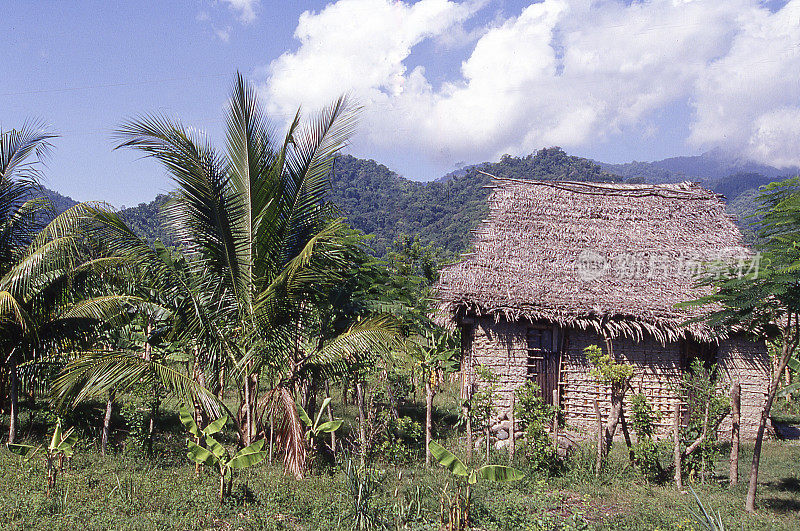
[
  {"left": 298, "top": 397, "right": 343, "bottom": 442},
  {"left": 297, "top": 397, "right": 342, "bottom": 472},
  {"left": 428, "top": 441, "right": 524, "bottom": 530},
  {"left": 179, "top": 406, "right": 267, "bottom": 502},
  {"left": 7, "top": 418, "right": 78, "bottom": 493},
  {"left": 777, "top": 355, "right": 800, "bottom": 398}
]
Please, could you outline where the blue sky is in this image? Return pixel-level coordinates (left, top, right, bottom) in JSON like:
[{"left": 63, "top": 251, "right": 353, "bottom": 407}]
[{"left": 3, "top": 1, "right": 799, "bottom": 206}]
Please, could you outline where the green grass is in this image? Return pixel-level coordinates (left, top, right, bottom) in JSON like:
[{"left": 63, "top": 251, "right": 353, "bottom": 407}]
[{"left": 2, "top": 393, "right": 800, "bottom": 530}]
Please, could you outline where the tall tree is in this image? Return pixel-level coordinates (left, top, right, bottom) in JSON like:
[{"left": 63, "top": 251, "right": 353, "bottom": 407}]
[
  {"left": 112, "top": 73, "right": 395, "bottom": 476},
  {"left": 686, "top": 177, "right": 800, "bottom": 512}
]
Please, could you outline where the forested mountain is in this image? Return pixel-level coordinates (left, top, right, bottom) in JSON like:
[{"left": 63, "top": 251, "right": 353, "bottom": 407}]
[
  {"left": 329, "top": 147, "right": 621, "bottom": 255},
  {"left": 599, "top": 149, "right": 799, "bottom": 184},
  {"left": 40, "top": 188, "right": 175, "bottom": 246},
  {"left": 43, "top": 146, "right": 792, "bottom": 254}
]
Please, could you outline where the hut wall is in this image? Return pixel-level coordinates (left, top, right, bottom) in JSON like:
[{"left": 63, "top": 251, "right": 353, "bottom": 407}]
[
  {"left": 560, "top": 329, "right": 683, "bottom": 435},
  {"left": 461, "top": 317, "right": 527, "bottom": 413},
  {"left": 716, "top": 337, "right": 770, "bottom": 439},
  {"left": 462, "top": 321, "right": 770, "bottom": 440}
]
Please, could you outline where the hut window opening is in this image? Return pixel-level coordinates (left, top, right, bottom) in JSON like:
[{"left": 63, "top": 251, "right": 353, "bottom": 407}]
[{"left": 527, "top": 326, "right": 560, "bottom": 405}]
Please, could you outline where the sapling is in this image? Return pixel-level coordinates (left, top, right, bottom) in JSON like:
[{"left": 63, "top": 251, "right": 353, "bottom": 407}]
[
  {"left": 179, "top": 406, "right": 267, "bottom": 502},
  {"left": 429, "top": 440, "right": 524, "bottom": 529},
  {"left": 585, "top": 343, "right": 634, "bottom": 463},
  {"left": 7, "top": 418, "right": 77, "bottom": 493},
  {"left": 297, "top": 396, "right": 342, "bottom": 472}
]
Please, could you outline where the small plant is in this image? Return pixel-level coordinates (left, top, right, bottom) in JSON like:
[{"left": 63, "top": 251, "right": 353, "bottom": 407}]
[
  {"left": 470, "top": 365, "right": 500, "bottom": 461},
  {"left": 298, "top": 397, "right": 343, "bottom": 471},
  {"left": 339, "top": 457, "right": 386, "bottom": 530},
  {"left": 429, "top": 440, "right": 524, "bottom": 529},
  {"left": 687, "top": 486, "right": 727, "bottom": 530},
  {"left": 392, "top": 471, "right": 429, "bottom": 529},
  {"left": 629, "top": 393, "right": 664, "bottom": 481},
  {"left": 7, "top": 418, "right": 77, "bottom": 494},
  {"left": 585, "top": 344, "right": 634, "bottom": 466},
  {"left": 179, "top": 406, "right": 267, "bottom": 502},
  {"left": 378, "top": 415, "right": 424, "bottom": 464},
  {"left": 679, "top": 360, "right": 730, "bottom": 483},
  {"left": 514, "top": 381, "right": 560, "bottom": 473}
]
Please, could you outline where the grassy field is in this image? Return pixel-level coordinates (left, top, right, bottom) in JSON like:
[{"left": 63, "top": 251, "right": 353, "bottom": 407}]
[{"left": 2, "top": 391, "right": 800, "bottom": 530}]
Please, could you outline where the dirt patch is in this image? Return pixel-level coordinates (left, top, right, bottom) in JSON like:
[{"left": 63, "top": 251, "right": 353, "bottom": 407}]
[{"left": 543, "top": 490, "right": 626, "bottom": 524}]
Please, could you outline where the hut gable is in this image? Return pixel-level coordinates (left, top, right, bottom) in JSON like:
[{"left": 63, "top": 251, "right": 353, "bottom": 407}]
[{"left": 437, "top": 179, "right": 752, "bottom": 342}]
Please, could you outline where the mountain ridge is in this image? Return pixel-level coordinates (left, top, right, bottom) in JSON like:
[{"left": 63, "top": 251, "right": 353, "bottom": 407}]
[{"left": 42, "top": 148, "right": 792, "bottom": 253}]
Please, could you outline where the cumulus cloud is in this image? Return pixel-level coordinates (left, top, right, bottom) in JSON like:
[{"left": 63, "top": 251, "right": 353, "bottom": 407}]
[
  {"left": 690, "top": 0, "right": 800, "bottom": 168},
  {"left": 223, "top": 0, "right": 259, "bottom": 24},
  {"left": 262, "top": 0, "right": 800, "bottom": 172}
]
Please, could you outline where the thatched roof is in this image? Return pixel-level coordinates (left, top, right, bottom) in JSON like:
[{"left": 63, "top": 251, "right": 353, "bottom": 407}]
[{"left": 436, "top": 179, "right": 754, "bottom": 343}]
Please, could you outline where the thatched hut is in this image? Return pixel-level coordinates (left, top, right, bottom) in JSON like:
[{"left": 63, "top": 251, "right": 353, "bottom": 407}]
[{"left": 436, "top": 178, "right": 770, "bottom": 438}]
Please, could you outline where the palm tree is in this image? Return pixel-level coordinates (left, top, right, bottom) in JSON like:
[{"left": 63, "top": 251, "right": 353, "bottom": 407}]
[
  {"left": 109, "top": 73, "right": 396, "bottom": 476},
  {"left": 0, "top": 121, "right": 138, "bottom": 442}
]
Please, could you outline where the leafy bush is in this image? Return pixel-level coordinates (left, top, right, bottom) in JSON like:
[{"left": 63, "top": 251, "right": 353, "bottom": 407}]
[
  {"left": 377, "top": 415, "right": 424, "bottom": 464},
  {"left": 514, "top": 381, "right": 561, "bottom": 474},
  {"left": 629, "top": 393, "right": 665, "bottom": 482},
  {"left": 679, "top": 360, "right": 730, "bottom": 482}
]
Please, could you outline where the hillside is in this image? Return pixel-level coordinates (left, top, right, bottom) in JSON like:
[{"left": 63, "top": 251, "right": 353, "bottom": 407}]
[
  {"left": 599, "top": 149, "right": 799, "bottom": 184},
  {"left": 41, "top": 147, "right": 790, "bottom": 254},
  {"left": 329, "top": 147, "right": 621, "bottom": 255}
]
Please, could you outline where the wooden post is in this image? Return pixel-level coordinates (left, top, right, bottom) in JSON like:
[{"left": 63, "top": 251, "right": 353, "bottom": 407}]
[
  {"left": 356, "top": 380, "right": 367, "bottom": 468},
  {"left": 620, "top": 410, "right": 635, "bottom": 465},
  {"left": 325, "top": 380, "right": 336, "bottom": 460},
  {"left": 552, "top": 389, "right": 559, "bottom": 452},
  {"left": 730, "top": 380, "right": 741, "bottom": 487},
  {"left": 594, "top": 399, "right": 604, "bottom": 475},
  {"left": 673, "top": 399, "right": 683, "bottom": 491},
  {"left": 509, "top": 394, "right": 515, "bottom": 463}
]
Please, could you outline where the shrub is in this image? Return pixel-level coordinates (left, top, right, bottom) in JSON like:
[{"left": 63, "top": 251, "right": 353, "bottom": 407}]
[
  {"left": 629, "top": 393, "right": 665, "bottom": 482},
  {"left": 514, "top": 381, "right": 561, "bottom": 474},
  {"left": 378, "top": 415, "right": 424, "bottom": 464}
]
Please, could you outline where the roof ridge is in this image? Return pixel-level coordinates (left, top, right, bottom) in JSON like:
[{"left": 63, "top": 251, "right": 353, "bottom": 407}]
[{"left": 486, "top": 177, "right": 715, "bottom": 200}]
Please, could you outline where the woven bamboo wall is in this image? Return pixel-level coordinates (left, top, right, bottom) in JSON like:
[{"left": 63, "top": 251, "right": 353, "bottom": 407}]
[
  {"left": 462, "top": 318, "right": 771, "bottom": 439},
  {"left": 716, "top": 337, "right": 770, "bottom": 439},
  {"left": 460, "top": 318, "right": 527, "bottom": 412},
  {"left": 560, "top": 329, "right": 684, "bottom": 434}
]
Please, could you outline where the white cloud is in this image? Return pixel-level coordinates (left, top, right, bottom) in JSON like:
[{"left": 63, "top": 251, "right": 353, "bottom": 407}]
[
  {"left": 262, "top": 0, "right": 800, "bottom": 172},
  {"left": 214, "top": 25, "right": 232, "bottom": 43},
  {"left": 690, "top": 0, "right": 800, "bottom": 168},
  {"left": 223, "top": 0, "right": 259, "bottom": 24}
]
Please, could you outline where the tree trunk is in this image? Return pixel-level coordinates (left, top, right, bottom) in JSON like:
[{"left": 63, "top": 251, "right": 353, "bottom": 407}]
[
  {"left": 8, "top": 351, "right": 18, "bottom": 444},
  {"left": 101, "top": 390, "right": 115, "bottom": 456},
  {"left": 603, "top": 383, "right": 627, "bottom": 455},
  {"left": 552, "top": 388, "right": 559, "bottom": 452},
  {"left": 730, "top": 380, "right": 740, "bottom": 487},
  {"left": 674, "top": 400, "right": 683, "bottom": 491},
  {"left": 384, "top": 371, "right": 399, "bottom": 421},
  {"left": 745, "top": 319, "right": 796, "bottom": 512},
  {"left": 324, "top": 380, "right": 336, "bottom": 457},
  {"left": 594, "top": 399, "right": 604, "bottom": 475},
  {"left": 147, "top": 397, "right": 160, "bottom": 455},
  {"left": 425, "top": 377, "right": 433, "bottom": 466},
  {"left": 785, "top": 366, "right": 792, "bottom": 401},
  {"left": 356, "top": 380, "right": 367, "bottom": 467},
  {"left": 464, "top": 402, "right": 472, "bottom": 464},
  {"left": 620, "top": 411, "right": 635, "bottom": 465},
  {"left": 509, "top": 394, "right": 515, "bottom": 463}
]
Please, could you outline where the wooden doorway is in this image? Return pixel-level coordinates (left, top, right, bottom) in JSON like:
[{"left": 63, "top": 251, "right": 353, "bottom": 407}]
[{"left": 527, "top": 326, "right": 560, "bottom": 406}]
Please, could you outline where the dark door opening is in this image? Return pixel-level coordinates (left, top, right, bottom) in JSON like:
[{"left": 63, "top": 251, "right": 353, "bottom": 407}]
[{"left": 527, "top": 327, "right": 560, "bottom": 406}]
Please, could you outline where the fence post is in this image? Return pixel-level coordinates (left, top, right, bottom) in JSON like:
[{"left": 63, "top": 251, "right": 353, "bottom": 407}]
[
  {"left": 673, "top": 399, "right": 683, "bottom": 491},
  {"left": 509, "top": 394, "right": 515, "bottom": 463},
  {"left": 552, "top": 389, "right": 559, "bottom": 452},
  {"left": 594, "top": 399, "right": 603, "bottom": 475},
  {"left": 730, "top": 380, "right": 741, "bottom": 487}
]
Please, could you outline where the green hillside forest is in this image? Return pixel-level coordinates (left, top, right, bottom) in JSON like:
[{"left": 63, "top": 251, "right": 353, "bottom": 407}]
[{"left": 46, "top": 147, "right": 795, "bottom": 255}]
